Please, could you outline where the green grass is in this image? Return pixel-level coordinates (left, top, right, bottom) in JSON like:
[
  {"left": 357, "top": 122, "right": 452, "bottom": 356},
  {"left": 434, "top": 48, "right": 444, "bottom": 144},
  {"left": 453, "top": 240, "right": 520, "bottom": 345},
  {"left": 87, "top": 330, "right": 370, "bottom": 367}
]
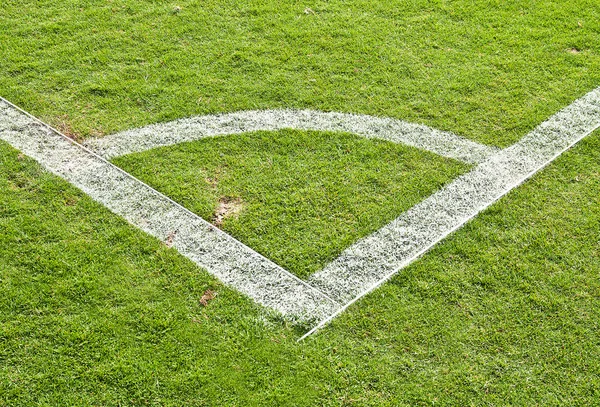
[
  {"left": 113, "top": 130, "right": 467, "bottom": 278},
  {"left": 2, "top": 132, "right": 600, "bottom": 406},
  {"left": 0, "top": 0, "right": 598, "bottom": 146},
  {"left": 1, "top": 0, "right": 600, "bottom": 405}
]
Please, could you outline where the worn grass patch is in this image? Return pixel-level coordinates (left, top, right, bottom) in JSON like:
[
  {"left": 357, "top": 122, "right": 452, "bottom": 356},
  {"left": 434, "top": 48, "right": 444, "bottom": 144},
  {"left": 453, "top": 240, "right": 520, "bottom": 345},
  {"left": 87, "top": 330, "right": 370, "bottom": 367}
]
[{"left": 113, "top": 129, "right": 467, "bottom": 278}]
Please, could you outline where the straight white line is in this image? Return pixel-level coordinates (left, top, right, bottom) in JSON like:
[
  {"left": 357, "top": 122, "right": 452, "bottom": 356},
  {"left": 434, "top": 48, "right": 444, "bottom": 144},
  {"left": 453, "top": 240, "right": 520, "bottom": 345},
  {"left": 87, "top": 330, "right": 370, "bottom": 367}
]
[
  {"left": 84, "top": 109, "right": 499, "bottom": 164},
  {"left": 2, "top": 87, "right": 598, "bottom": 340},
  {"left": 300, "top": 87, "right": 600, "bottom": 340},
  {"left": 0, "top": 97, "right": 341, "bottom": 323}
]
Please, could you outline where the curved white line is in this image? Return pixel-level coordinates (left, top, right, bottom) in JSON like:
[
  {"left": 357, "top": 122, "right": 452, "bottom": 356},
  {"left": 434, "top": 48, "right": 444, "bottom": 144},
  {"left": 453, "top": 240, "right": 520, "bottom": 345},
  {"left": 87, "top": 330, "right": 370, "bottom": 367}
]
[
  {"left": 84, "top": 109, "right": 499, "bottom": 164},
  {"left": 2, "top": 90, "right": 598, "bottom": 340},
  {"left": 0, "top": 98, "right": 341, "bottom": 323},
  {"left": 301, "top": 87, "right": 600, "bottom": 339}
]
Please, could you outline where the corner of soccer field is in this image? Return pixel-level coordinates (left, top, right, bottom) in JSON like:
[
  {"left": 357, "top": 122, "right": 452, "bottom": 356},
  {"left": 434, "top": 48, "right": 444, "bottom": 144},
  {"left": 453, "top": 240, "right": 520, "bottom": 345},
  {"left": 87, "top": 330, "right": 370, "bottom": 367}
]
[{"left": 1, "top": 1, "right": 599, "bottom": 405}]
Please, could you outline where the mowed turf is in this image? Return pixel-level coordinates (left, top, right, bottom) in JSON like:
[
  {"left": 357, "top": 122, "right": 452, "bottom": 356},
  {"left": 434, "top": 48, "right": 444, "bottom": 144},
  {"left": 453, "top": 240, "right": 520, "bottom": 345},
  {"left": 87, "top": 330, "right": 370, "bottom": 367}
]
[
  {"left": 0, "top": 0, "right": 598, "bottom": 146},
  {"left": 1, "top": 0, "right": 600, "bottom": 405},
  {"left": 1, "top": 132, "right": 599, "bottom": 405},
  {"left": 113, "top": 130, "right": 467, "bottom": 278}
]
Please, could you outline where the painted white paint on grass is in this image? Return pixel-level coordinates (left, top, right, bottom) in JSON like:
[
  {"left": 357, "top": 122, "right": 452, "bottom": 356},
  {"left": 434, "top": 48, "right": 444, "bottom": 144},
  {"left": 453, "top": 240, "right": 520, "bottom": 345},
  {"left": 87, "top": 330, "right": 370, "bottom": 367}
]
[
  {"left": 308, "top": 88, "right": 600, "bottom": 301},
  {"left": 84, "top": 109, "right": 499, "bottom": 164},
  {"left": 2, "top": 87, "right": 599, "bottom": 339},
  {"left": 0, "top": 98, "right": 341, "bottom": 323},
  {"left": 301, "top": 87, "right": 600, "bottom": 339}
]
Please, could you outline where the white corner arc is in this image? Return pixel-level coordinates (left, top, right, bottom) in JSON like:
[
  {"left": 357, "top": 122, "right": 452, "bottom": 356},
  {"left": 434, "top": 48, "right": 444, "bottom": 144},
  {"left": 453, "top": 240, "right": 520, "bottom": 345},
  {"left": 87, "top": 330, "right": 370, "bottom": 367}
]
[
  {"left": 84, "top": 109, "right": 499, "bottom": 164},
  {"left": 1, "top": 87, "right": 599, "bottom": 340}
]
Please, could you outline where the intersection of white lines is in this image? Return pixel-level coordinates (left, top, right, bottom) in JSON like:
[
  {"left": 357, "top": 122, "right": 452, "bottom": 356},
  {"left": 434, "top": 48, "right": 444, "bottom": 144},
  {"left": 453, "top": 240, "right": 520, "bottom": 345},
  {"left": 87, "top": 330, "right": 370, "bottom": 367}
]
[{"left": 1, "top": 87, "right": 599, "bottom": 339}]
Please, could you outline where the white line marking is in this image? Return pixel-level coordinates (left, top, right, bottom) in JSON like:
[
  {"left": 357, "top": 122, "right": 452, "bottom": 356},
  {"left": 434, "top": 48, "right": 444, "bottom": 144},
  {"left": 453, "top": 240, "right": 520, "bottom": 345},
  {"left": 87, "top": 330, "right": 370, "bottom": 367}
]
[
  {"left": 301, "top": 87, "right": 600, "bottom": 339},
  {"left": 1, "top": 87, "right": 598, "bottom": 339},
  {"left": 84, "top": 109, "right": 499, "bottom": 164},
  {"left": 0, "top": 97, "right": 341, "bottom": 323}
]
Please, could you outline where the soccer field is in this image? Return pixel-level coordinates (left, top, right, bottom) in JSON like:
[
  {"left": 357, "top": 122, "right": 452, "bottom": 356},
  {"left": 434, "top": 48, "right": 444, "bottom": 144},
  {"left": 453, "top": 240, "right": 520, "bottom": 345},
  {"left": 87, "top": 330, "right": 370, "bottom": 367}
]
[{"left": 1, "top": 1, "right": 600, "bottom": 405}]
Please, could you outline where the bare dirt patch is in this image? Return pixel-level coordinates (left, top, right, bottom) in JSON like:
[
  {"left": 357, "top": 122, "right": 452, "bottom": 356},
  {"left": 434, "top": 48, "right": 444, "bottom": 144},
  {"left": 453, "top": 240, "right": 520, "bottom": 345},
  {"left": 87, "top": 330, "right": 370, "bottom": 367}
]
[
  {"left": 212, "top": 196, "right": 244, "bottom": 227},
  {"left": 199, "top": 289, "right": 217, "bottom": 307}
]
